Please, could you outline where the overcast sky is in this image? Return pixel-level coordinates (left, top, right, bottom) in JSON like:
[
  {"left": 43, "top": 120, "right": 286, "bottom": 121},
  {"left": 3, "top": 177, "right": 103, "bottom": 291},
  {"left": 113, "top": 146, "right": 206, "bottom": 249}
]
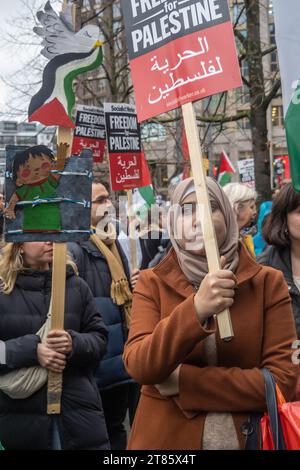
[
  {"left": 0, "top": 1, "right": 21, "bottom": 109},
  {"left": 0, "top": 1, "right": 62, "bottom": 118}
]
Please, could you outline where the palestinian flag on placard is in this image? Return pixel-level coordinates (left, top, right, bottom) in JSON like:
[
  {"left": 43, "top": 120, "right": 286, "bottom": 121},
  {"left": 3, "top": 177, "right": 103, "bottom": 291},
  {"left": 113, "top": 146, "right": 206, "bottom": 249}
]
[
  {"left": 273, "top": 0, "right": 300, "bottom": 192},
  {"left": 132, "top": 152, "right": 155, "bottom": 213},
  {"left": 217, "top": 150, "right": 235, "bottom": 186},
  {"left": 28, "top": 1, "right": 103, "bottom": 128},
  {"left": 29, "top": 48, "right": 103, "bottom": 128}
]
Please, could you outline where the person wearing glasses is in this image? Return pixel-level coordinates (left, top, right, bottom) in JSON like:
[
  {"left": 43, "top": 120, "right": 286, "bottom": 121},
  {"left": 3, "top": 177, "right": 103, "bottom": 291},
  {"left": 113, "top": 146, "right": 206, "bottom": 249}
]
[
  {"left": 68, "top": 181, "right": 139, "bottom": 450},
  {"left": 124, "top": 177, "right": 297, "bottom": 450}
]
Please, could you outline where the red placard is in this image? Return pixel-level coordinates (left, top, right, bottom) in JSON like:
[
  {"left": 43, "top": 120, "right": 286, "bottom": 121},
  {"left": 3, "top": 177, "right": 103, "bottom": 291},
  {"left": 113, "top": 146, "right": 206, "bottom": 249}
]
[
  {"left": 108, "top": 152, "right": 143, "bottom": 191},
  {"left": 72, "top": 136, "right": 106, "bottom": 163},
  {"left": 104, "top": 103, "right": 144, "bottom": 190},
  {"left": 131, "top": 25, "right": 242, "bottom": 121},
  {"left": 121, "top": 0, "right": 242, "bottom": 122},
  {"left": 71, "top": 105, "right": 106, "bottom": 162}
]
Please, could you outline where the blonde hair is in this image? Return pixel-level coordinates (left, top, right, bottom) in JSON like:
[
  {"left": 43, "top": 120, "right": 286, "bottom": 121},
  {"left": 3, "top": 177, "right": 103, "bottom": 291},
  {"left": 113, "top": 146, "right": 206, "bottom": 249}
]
[
  {"left": 223, "top": 183, "right": 256, "bottom": 212},
  {"left": 0, "top": 243, "right": 78, "bottom": 295}
]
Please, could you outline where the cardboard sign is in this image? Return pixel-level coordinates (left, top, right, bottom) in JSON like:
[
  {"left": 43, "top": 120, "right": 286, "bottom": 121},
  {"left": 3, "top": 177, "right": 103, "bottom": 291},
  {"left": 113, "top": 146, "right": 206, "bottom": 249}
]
[
  {"left": 28, "top": 1, "right": 103, "bottom": 128},
  {"left": 71, "top": 105, "right": 106, "bottom": 162},
  {"left": 274, "top": 155, "right": 290, "bottom": 185},
  {"left": 4, "top": 145, "right": 93, "bottom": 242},
  {"left": 121, "top": 0, "right": 242, "bottom": 121},
  {"left": 104, "top": 103, "right": 143, "bottom": 190},
  {"left": 237, "top": 158, "right": 255, "bottom": 189}
]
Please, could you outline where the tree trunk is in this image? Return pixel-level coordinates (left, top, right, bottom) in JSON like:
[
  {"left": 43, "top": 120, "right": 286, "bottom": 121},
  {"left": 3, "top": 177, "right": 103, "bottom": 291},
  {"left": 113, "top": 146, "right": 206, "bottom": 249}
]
[{"left": 246, "top": 0, "right": 271, "bottom": 201}]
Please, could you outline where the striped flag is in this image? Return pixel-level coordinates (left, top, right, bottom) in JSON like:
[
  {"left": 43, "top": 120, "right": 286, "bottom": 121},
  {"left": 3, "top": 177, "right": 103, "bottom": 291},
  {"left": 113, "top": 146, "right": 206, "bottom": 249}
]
[
  {"left": 217, "top": 150, "right": 235, "bottom": 186},
  {"left": 132, "top": 153, "right": 155, "bottom": 213},
  {"left": 273, "top": 0, "right": 300, "bottom": 192}
]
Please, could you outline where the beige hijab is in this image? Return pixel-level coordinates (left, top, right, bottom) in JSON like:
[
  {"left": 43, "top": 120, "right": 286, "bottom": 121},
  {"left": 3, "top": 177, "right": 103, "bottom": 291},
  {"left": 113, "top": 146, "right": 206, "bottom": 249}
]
[{"left": 168, "top": 177, "right": 239, "bottom": 285}]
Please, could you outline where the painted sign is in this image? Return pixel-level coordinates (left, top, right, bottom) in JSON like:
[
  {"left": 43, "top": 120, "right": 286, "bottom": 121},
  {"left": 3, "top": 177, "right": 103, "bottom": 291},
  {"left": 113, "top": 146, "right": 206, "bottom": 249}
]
[
  {"left": 121, "top": 0, "right": 242, "bottom": 121},
  {"left": 104, "top": 103, "right": 143, "bottom": 190},
  {"left": 4, "top": 145, "right": 93, "bottom": 242},
  {"left": 71, "top": 105, "right": 106, "bottom": 162}
]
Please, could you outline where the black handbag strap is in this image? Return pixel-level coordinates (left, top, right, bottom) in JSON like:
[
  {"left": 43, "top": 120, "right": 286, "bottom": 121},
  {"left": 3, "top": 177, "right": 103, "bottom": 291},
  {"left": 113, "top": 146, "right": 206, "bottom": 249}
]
[
  {"left": 244, "top": 413, "right": 262, "bottom": 450},
  {"left": 262, "top": 368, "right": 286, "bottom": 450}
]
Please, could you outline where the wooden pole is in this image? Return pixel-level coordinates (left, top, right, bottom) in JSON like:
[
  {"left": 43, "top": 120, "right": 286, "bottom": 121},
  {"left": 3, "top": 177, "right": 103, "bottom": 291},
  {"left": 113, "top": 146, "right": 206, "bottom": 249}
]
[
  {"left": 47, "top": 1, "right": 76, "bottom": 413},
  {"left": 47, "top": 127, "right": 73, "bottom": 414},
  {"left": 182, "top": 102, "right": 234, "bottom": 341},
  {"left": 127, "top": 189, "right": 137, "bottom": 272},
  {"left": 47, "top": 243, "right": 67, "bottom": 414}
]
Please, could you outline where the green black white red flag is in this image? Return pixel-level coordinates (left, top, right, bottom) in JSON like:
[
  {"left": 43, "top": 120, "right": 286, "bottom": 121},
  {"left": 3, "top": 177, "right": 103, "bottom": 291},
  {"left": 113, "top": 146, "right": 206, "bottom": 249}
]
[
  {"left": 218, "top": 150, "right": 235, "bottom": 186},
  {"left": 273, "top": 0, "right": 300, "bottom": 192}
]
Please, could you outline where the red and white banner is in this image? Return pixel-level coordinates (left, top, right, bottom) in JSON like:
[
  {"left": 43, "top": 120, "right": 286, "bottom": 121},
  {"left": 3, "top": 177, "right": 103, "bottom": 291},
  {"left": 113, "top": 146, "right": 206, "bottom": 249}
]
[
  {"left": 104, "top": 103, "right": 144, "bottom": 190},
  {"left": 121, "top": 0, "right": 242, "bottom": 121},
  {"left": 71, "top": 105, "right": 106, "bottom": 162}
]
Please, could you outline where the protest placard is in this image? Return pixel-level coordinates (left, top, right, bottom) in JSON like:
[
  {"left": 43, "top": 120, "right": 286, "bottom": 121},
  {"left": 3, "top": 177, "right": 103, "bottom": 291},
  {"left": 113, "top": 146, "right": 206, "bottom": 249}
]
[
  {"left": 25, "top": 0, "right": 104, "bottom": 413},
  {"left": 238, "top": 158, "right": 255, "bottom": 189},
  {"left": 121, "top": 0, "right": 243, "bottom": 339},
  {"left": 71, "top": 105, "right": 106, "bottom": 162},
  {"left": 4, "top": 145, "right": 93, "bottom": 242},
  {"left": 121, "top": 0, "right": 242, "bottom": 121},
  {"left": 104, "top": 102, "right": 143, "bottom": 190}
]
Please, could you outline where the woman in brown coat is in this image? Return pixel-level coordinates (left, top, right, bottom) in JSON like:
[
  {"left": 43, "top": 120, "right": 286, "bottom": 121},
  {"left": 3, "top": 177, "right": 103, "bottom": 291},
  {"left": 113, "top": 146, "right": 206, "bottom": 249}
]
[{"left": 124, "top": 177, "right": 297, "bottom": 450}]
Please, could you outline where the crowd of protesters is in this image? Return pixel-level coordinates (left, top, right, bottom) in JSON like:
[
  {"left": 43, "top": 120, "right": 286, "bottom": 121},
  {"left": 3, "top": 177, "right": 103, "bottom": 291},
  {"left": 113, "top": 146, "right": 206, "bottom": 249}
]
[{"left": 0, "top": 145, "right": 299, "bottom": 450}]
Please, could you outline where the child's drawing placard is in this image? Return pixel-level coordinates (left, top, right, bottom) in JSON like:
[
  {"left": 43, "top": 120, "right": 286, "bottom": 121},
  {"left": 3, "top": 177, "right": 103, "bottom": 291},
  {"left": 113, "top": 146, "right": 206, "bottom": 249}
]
[{"left": 4, "top": 145, "right": 93, "bottom": 242}]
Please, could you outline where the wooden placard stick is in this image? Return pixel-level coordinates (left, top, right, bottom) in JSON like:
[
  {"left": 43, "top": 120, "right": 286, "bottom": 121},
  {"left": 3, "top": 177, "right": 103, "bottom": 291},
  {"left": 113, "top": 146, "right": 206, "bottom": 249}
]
[
  {"left": 127, "top": 189, "right": 137, "bottom": 272},
  {"left": 47, "top": 0, "right": 75, "bottom": 414},
  {"left": 182, "top": 102, "right": 234, "bottom": 341},
  {"left": 46, "top": 244, "right": 67, "bottom": 415},
  {"left": 47, "top": 126, "right": 73, "bottom": 414}
]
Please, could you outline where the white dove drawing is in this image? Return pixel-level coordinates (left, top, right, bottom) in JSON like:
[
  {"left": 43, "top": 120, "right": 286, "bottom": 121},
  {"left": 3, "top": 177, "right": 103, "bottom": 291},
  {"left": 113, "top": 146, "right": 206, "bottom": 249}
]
[{"left": 29, "top": 0, "right": 103, "bottom": 128}]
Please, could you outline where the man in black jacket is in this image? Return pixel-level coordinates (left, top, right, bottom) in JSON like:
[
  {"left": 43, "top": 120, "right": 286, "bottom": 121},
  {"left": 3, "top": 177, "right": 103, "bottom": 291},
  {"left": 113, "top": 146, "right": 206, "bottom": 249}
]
[{"left": 68, "top": 182, "right": 139, "bottom": 450}]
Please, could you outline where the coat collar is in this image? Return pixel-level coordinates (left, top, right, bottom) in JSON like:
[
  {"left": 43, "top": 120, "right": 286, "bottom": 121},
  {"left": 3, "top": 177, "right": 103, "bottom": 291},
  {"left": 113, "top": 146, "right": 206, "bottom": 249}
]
[
  {"left": 16, "top": 265, "right": 75, "bottom": 291},
  {"left": 80, "top": 237, "right": 131, "bottom": 280},
  {"left": 80, "top": 239, "right": 106, "bottom": 258},
  {"left": 266, "top": 246, "right": 300, "bottom": 294},
  {"left": 267, "top": 246, "right": 293, "bottom": 284},
  {"left": 153, "top": 243, "right": 262, "bottom": 298},
  {"left": 80, "top": 238, "right": 122, "bottom": 259}
]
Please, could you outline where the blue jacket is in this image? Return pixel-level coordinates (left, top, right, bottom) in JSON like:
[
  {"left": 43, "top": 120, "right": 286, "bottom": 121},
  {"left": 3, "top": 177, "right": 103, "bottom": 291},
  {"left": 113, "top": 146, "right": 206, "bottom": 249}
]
[
  {"left": 68, "top": 239, "right": 134, "bottom": 390},
  {"left": 253, "top": 201, "right": 272, "bottom": 255}
]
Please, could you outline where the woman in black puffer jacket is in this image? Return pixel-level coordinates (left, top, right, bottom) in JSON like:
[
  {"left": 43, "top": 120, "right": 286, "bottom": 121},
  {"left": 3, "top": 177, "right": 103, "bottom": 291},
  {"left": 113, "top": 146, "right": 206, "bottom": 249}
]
[
  {"left": 0, "top": 241, "right": 109, "bottom": 450},
  {"left": 257, "top": 183, "right": 300, "bottom": 400}
]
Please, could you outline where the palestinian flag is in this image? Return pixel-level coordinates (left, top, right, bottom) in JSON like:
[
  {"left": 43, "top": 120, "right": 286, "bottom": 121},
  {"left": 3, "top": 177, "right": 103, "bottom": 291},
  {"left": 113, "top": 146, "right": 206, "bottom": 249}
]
[
  {"left": 217, "top": 150, "right": 235, "bottom": 186},
  {"left": 136, "top": 185, "right": 155, "bottom": 208},
  {"left": 273, "top": 0, "right": 300, "bottom": 192},
  {"left": 132, "top": 153, "right": 155, "bottom": 213},
  {"left": 28, "top": 47, "right": 103, "bottom": 128}
]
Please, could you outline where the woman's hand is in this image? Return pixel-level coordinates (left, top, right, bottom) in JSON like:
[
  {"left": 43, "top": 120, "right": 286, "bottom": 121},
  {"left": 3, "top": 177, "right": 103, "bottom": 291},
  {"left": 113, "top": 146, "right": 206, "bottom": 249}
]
[
  {"left": 155, "top": 365, "right": 181, "bottom": 397},
  {"left": 130, "top": 269, "right": 140, "bottom": 290},
  {"left": 46, "top": 329, "right": 72, "bottom": 355},
  {"left": 194, "top": 256, "right": 237, "bottom": 324},
  {"left": 37, "top": 343, "right": 67, "bottom": 373}
]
